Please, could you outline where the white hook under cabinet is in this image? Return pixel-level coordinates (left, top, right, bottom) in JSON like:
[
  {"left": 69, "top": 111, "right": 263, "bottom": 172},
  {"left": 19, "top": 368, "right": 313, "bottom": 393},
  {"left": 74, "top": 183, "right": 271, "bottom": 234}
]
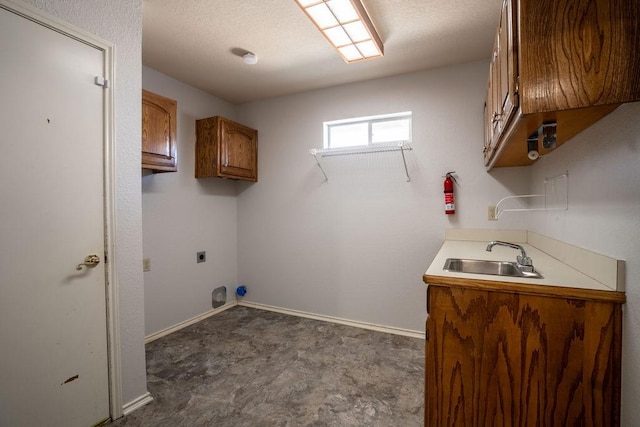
[
  {"left": 494, "top": 171, "right": 568, "bottom": 219},
  {"left": 309, "top": 141, "right": 413, "bottom": 182}
]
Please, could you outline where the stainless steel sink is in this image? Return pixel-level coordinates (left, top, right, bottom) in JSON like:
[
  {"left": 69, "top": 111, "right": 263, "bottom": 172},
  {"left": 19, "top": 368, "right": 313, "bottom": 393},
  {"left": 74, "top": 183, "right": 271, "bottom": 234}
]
[{"left": 443, "top": 258, "right": 543, "bottom": 279}]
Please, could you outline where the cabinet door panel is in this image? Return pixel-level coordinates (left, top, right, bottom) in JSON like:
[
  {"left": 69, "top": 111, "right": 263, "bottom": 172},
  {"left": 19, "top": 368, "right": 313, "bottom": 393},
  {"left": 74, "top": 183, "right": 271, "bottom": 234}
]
[
  {"left": 498, "top": 0, "right": 517, "bottom": 128},
  {"left": 142, "top": 90, "right": 177, "bottom": 172},
  {"left": 425, "top": 284, "right": 621, "bottom": 427},
  {"left": 483, "top": 88, "right": 492, "bottom": 163},
  {"left": 490, "top": 35, "right": 501, "bottom": 139},
  {"left": 220, "top": 121, "right": 257, "bottom": 180},
  {"left": 484, "top": 57, "right": 499, "bottom": 165},
  {"left": 142, "top": 103, "right": 171, "bottom": 157}
]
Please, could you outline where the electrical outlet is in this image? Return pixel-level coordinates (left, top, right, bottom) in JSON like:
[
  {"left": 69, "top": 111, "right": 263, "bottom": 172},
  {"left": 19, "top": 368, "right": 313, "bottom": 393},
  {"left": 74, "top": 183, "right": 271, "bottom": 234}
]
[
  {"left": 142, "top": 258, "right": 151, "bottom": 272},
  {"left": 197, "top": 251, "right": 206, "bottom": 263},
  {"left": 487, "top": 206, "right": 497, "bottom": 221}
]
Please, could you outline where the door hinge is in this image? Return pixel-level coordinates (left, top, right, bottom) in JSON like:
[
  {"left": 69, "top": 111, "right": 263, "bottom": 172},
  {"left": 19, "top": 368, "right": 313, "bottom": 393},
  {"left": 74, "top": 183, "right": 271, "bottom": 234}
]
[{"left": 95, "top": 76, "right": 110, "bottom": 88}]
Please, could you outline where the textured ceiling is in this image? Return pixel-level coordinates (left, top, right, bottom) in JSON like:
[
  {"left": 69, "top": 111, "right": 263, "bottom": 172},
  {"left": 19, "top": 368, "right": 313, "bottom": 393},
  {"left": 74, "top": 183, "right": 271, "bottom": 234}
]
[{"left": 143, "top": 0, "right": 502, "bottom": 104}]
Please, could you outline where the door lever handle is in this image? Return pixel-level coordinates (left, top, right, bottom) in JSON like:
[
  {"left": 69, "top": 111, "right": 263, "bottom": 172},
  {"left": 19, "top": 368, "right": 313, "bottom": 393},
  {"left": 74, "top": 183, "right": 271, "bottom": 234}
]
[{"left": 76, "top": 254, "right": 100, "bottom": 271}]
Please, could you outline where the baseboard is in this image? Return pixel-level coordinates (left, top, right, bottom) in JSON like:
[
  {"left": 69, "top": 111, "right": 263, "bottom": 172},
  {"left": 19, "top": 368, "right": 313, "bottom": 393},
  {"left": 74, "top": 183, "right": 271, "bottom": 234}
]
[
  {"left": 144, "top": 302, "right": 238, "bottom": 344},
  {"left": 238, "top": 301, "right": 425, "bottom": 339},
  {"left": 122, "top": 391, "right": 153, "bottom": 416},
  {"left": 144, "top": 299, "right": 424, "bottom": 344}
]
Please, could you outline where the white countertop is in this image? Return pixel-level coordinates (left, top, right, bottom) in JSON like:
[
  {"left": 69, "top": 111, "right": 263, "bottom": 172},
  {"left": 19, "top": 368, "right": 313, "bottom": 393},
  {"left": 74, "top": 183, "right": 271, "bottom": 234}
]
[{"left": 425, "top": 240, "right": 614, "bottom": 292}]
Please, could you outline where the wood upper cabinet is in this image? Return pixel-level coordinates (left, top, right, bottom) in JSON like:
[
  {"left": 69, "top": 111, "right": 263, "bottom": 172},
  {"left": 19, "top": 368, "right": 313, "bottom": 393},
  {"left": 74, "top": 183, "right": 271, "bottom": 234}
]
[
  {"left": 424, "top": 281, "right": 624, "bottom": 426},
  {"left": 484, "top": 0, "right": 517, "bottom": 164},
  {"left": 142, "top": 90, "right": 177, "bottom": 172},
  {"left": 195, "top": 116, "right": 257, "bottom": 182},
  {"left": 484, "top": 0, "right": 640, "bottom": 169}
]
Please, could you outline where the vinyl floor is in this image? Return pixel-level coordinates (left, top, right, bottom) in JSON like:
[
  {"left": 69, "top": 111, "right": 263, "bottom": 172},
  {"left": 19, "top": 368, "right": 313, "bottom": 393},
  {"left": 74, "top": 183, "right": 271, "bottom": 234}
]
[{"left": 110, "top": 306, "right": 424, "bottom": 426}]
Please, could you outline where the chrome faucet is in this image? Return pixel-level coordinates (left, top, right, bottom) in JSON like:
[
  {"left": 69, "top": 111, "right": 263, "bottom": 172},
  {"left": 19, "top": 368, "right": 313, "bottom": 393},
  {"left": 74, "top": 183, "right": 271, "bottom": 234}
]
[{"left": 486, "top": 241, "right": 534, "bottom": 272}]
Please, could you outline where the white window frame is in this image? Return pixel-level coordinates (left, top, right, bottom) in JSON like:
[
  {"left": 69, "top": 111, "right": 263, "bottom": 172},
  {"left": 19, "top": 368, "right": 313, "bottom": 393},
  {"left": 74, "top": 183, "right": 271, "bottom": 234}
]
[{"left": 323, "top": 111, "right": 412, "bottom": 150}]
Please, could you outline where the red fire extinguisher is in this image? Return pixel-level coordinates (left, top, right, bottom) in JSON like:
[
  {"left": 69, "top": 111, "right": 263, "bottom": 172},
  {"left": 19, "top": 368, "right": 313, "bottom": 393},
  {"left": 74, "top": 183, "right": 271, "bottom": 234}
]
[{"left": 444, "top": 172, "right": 456, "bottom": 214}]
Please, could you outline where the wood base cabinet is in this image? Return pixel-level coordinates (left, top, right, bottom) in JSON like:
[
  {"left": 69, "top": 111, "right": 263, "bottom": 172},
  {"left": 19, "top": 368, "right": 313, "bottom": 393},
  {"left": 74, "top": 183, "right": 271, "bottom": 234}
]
[
  {"left": 424, "top": 282, "right": 623, "bottom": 426},
  {"left": 142, "top": 90, "right": 177, "bottom": 172},
  {"left": 195, "top": 116, "right": 257, "bottom": 182}
]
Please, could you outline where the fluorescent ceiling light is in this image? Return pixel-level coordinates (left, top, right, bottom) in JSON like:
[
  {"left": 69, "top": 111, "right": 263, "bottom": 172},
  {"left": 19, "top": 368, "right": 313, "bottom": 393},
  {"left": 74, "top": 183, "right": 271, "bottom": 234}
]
[
  {"left": 307, "top": 3, "right": 338, "bottom": 28},
  {"left": 324, "top": 26, "right": 351, "bottom": 46},
  {"left": 339, "top": 45, "right": 362, "bottom": 61},
  {"left": 343, "top": 21, "right": 368, "bottom": 42},
  {"left": 327, "top": 0, "right": 359, "bottom": 22},
  {"left": 355, "top": 40, "right": 378, "bottom": 57},
  {"left": 295, "top": 0, "right": 383, "bottom": 63}
]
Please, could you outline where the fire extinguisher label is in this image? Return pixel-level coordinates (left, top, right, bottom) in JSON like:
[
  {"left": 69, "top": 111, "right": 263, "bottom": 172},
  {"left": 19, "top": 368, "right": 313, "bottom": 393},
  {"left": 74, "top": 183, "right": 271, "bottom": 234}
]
[{"left": 445, "top": 192, "right": 455, "bottom": 213}]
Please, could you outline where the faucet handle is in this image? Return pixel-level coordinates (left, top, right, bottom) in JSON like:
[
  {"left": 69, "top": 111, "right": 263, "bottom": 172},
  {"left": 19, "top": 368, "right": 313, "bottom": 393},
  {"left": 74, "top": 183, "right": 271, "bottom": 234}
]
[{"left": 517, "top": 255, "right": 533, "bottom": 267}]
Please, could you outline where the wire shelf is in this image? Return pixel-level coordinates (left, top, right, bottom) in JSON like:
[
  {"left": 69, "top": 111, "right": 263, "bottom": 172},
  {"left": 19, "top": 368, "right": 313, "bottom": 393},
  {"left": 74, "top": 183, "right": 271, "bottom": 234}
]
[{"left": 309, "top": 141, "right": 412, "bottom": 182}]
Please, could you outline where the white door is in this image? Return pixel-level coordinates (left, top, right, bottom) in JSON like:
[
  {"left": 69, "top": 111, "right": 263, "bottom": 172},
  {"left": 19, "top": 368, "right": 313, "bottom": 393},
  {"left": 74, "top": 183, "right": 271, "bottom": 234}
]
[{"left": 0, "top": 6, "right": 110, "bottom": 426}]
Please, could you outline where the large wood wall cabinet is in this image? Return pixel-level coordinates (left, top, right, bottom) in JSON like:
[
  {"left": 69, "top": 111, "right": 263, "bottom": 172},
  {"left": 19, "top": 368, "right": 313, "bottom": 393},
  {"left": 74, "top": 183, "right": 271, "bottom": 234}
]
[
  {"left": 484, "top": 0, "right": 640, "bottom": 169},
  {"left": 195, "top": 116, "right": 258, "bottom": 182},
  {"left": 142, "top": 90, "right": 177, "bottom": 173},
  {"left": 422, "top": 277, "right": 624, "bottom": 426}
]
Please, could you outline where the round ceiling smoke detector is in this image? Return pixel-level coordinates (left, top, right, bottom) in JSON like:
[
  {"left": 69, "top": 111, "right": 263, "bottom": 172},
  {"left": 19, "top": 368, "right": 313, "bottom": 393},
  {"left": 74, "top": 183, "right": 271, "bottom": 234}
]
[{"left": 242, "top": 52, "right": 258, "bottom": 65}]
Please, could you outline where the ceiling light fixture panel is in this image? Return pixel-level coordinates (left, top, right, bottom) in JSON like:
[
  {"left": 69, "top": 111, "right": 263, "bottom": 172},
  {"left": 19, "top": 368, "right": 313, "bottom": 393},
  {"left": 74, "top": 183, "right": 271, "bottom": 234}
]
[{"left": 295, "top": 0, "right": 383, "bottom": 63}]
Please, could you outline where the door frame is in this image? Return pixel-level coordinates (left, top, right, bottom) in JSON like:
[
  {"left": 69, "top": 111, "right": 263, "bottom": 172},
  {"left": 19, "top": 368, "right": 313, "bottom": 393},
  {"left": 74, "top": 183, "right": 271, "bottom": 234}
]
[{"left": 0, "top": 0, "right": 123, "bottom": 420}]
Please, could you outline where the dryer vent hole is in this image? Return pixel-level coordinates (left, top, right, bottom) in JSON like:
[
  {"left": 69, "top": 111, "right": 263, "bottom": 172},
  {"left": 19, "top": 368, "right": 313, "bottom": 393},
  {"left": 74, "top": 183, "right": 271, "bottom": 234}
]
[{"left": 212, "top": 286, "right": 226, "bottom": 308}]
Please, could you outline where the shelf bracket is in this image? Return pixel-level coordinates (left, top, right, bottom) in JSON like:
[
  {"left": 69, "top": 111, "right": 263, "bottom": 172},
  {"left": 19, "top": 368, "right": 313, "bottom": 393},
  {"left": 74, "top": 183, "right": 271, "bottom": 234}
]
[
  {"left": 400, "top": 144, "right": 410, "bottom": 182},
  {"left": 310, "top": 150, "right": 329, "bottom": 182}
]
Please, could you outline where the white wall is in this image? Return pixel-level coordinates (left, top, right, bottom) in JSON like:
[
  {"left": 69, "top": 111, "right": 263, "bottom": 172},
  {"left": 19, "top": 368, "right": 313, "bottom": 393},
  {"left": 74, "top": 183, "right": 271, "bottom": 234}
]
[
  {"left": 18, "top": 1, "right": 638, "bottom": 421},
  {"left": 24, "top": 0, "right": 147, "bottom": 406},
  {"left": 142, "top": 67, "right": 239, "bottom": 335},
  {"left": 527, "top": 101, "right": 640, "bottom": 424},
  {"left": 235, "top": 60, "right": 529, "bottom": 332}
]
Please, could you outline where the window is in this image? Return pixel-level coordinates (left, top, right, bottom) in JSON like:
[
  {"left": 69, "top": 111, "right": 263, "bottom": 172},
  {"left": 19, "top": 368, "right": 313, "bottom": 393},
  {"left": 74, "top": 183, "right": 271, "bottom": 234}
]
[{"left": 323, "top": 111, "right": 412, "bottom": 149}]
